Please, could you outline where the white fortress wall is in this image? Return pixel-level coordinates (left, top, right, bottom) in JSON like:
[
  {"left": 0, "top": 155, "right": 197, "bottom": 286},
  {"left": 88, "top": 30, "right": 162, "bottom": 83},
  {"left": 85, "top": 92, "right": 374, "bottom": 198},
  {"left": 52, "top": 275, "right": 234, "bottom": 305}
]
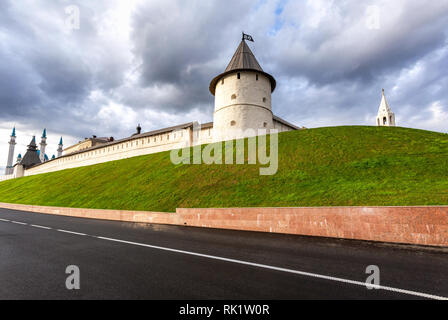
[
  {"left": 9, "top": 120, "right": 297, "bottom": 178},
  {"left": 197, "top": 125, "right": 214, "bottom": 145},
  {"left": 4, "top": 118, "right": 298, "bottom": 179},
  {"left": 0, "top": 174, "right": 14, "bottom": 182},
  {"left": 25, "top": 127, "right": 193, "bottom": 176},
  {"left": 273, "top": 117, "right": 299, "bottom": 133}
]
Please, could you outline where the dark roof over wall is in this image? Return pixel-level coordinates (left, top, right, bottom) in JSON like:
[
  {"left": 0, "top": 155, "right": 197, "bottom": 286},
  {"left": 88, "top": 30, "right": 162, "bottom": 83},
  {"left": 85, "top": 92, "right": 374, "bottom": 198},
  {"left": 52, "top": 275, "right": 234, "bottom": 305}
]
[
  {"left": 65, "top": 137, "right": 110, "bottom": 152},
  {"left": 200, "top": 122, "right": 213, "bottom": 129},
  {"left": 273, "top": 115, "right": 301, "bottom": 130},
  {"left": 30, "top": 122, "right": 195, "bottom": 168},
  {"left": 209, "top": 40, "right": 276, "bottom": 95}
]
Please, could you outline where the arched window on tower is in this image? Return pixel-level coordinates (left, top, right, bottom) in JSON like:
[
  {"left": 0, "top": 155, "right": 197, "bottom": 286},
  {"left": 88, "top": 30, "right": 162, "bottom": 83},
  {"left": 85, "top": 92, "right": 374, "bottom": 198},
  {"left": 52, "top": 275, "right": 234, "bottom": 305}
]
[
  {"left": 237, "top": 73, "right": 240, "bottom": 79},
  {"left": 383, "top": 117, "right": 387, "bottom": 125}
]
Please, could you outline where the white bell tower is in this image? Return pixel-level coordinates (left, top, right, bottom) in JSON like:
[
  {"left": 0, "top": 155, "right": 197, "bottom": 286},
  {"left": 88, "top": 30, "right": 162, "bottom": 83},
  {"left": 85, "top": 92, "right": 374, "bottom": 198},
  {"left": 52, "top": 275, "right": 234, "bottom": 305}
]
[{"left": 376, "top": 89, "right": 396, "bottom": 127}]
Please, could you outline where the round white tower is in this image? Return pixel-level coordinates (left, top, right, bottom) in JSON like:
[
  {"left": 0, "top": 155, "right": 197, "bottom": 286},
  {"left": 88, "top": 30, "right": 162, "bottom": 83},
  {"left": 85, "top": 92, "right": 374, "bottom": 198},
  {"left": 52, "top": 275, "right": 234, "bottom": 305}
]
[{"left": 210, "top": 39, "right": 276, "bottom": 142}]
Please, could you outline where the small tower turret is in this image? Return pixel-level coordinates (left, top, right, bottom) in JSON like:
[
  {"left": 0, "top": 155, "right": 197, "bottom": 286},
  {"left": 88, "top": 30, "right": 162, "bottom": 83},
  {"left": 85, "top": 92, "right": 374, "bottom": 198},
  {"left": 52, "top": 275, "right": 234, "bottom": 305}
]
[
  {"left": 5, "top": 127, "right": 17, "bottom": 175},
  {"left": 376, "top": 89, "right": 396, "bottom": 127},
  {"left": 57, "top": 137, "right": 63, "bottom": 158},
  {"left": 40, "top": 129, "right": 47, "bottom": 162}
]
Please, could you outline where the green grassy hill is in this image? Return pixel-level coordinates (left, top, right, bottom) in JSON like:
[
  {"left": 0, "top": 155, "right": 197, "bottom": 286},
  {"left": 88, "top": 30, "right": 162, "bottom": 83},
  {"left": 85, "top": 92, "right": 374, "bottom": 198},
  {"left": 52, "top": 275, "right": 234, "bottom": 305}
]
[{"left": 0, "top": 126, "right": 447, "bottom": 212}]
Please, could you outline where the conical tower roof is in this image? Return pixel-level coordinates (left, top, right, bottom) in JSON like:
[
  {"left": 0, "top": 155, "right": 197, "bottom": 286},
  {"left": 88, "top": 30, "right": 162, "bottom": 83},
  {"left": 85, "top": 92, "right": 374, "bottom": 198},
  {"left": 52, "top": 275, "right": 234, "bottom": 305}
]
[
  {"left": 209, "top": 40, "right": 276, "bottom": 95},
  {"left": 19, "top": 136, "right": 41, "bottom": 168},
  {"left": 28, "top": 136, "right": 38, "bottom": 150},
  {"left": 378, "top": 89, "right": 392, "bottom": 113},
  {"left": 224, "top": 40, "right": 263, "bottom": 72}
]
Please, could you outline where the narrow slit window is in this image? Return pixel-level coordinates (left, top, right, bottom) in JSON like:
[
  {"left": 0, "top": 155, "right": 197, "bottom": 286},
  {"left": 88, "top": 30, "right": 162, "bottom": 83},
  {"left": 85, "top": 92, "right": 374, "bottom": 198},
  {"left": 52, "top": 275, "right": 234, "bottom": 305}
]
[{"left": 237, "top": 73, "right": 240, "bottom": 79}]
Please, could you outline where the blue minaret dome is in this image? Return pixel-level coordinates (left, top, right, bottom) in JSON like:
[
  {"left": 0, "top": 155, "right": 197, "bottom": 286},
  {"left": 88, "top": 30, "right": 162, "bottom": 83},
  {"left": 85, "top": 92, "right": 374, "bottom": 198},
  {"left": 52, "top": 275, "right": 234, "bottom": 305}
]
[
  {"left": 59, "top": 137, "right": 63, "bottom": 145},
  {"left": 51, "top": 155, "right": 56, "bottom": 160},
  {"left": 42, "top": 128, "right": 47, "bottom": 138},
  {"left": 12, "top": 127, "right": 16, "bottom": 137}
]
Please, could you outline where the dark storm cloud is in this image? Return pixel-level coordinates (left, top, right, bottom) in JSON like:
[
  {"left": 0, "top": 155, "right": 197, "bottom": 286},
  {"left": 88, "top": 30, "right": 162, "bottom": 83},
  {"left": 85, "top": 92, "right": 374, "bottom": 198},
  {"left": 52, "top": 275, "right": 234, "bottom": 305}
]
[
  {"left": 0, "top": 0, "right": 448, "bottom": 162},
  {"left": 128, "top": 0, "right": 256, "bottom": 113},
  {"left": 124, "top": 0, "right": 448, "bottom": 133},
  {"left": 269, "top": 1, "right": 448, "bottom": 86},
  {"left": 0, "top": 0, "right": 130, "bottom": 138}
]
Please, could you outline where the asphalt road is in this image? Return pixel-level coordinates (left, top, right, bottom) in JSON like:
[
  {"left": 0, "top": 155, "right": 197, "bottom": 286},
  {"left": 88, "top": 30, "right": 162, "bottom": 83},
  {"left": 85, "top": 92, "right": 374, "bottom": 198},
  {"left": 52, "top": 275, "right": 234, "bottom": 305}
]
[{"left": 0, "top": 207, "right": 447, "bottom": 300}]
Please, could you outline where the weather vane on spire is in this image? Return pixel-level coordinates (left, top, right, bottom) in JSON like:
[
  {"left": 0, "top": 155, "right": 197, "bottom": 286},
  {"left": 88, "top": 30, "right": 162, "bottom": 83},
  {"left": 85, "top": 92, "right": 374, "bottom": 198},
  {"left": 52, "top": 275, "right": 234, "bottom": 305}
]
[{"left": 242, "top": 32, "right": 254, "bottom": 42}]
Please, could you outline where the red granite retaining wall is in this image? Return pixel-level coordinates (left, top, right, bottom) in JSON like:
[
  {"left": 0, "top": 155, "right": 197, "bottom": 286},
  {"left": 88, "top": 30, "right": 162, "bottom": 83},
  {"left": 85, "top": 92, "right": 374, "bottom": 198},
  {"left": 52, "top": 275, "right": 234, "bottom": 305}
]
[
  {"left": 0, "top": 203, "right": 446, "bottom": 247},
  {"left": 176, "top": 207, "right": 448, "bottom": 247}
]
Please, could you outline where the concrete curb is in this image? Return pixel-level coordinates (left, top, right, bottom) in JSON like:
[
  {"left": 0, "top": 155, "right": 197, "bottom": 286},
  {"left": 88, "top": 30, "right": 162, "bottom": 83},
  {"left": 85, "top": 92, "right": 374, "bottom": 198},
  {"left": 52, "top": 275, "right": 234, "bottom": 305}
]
[{"left": 0, "top": 202, "right": 447, "bottom": 247}]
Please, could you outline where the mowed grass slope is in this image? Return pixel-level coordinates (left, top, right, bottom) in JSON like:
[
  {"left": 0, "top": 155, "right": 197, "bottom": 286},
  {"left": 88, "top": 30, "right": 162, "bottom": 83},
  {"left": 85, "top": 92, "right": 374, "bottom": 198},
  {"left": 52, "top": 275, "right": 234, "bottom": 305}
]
[{"left": 0, "top": 126, "right": 447, "bottom": 212}]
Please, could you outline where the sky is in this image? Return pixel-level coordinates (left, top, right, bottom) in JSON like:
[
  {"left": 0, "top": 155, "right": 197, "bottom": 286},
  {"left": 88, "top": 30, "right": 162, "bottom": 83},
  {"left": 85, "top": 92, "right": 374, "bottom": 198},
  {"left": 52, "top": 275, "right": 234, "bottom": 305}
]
[{"left": 1, "top": 0, "right": 448, "bottom": 173}]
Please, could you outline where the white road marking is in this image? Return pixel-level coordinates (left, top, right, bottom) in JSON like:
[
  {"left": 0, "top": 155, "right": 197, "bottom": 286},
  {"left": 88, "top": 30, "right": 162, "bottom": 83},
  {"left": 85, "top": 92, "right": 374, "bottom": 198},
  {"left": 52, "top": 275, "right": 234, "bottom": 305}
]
[
  {"left": 30, "top": 224, "right": 52, "bottom": 230},
  {"left": 57, "top": 229, "right": 86, "bottom": 236},
  {"left": 11, "top": 221, "right": 27, "bottom": 225},
  {"left": 96, "top": 236, "right": 448, "bottom": 300},
  {"left": 1, "top": 216, "right": 446, "bottom": 300}
]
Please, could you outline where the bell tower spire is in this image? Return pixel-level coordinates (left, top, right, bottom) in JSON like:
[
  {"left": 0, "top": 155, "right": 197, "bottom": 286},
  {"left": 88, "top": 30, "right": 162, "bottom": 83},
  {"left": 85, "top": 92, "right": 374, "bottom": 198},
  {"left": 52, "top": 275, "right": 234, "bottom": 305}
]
[{"left": 376, "top": 89, "right": 396, "bottom": 126}]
